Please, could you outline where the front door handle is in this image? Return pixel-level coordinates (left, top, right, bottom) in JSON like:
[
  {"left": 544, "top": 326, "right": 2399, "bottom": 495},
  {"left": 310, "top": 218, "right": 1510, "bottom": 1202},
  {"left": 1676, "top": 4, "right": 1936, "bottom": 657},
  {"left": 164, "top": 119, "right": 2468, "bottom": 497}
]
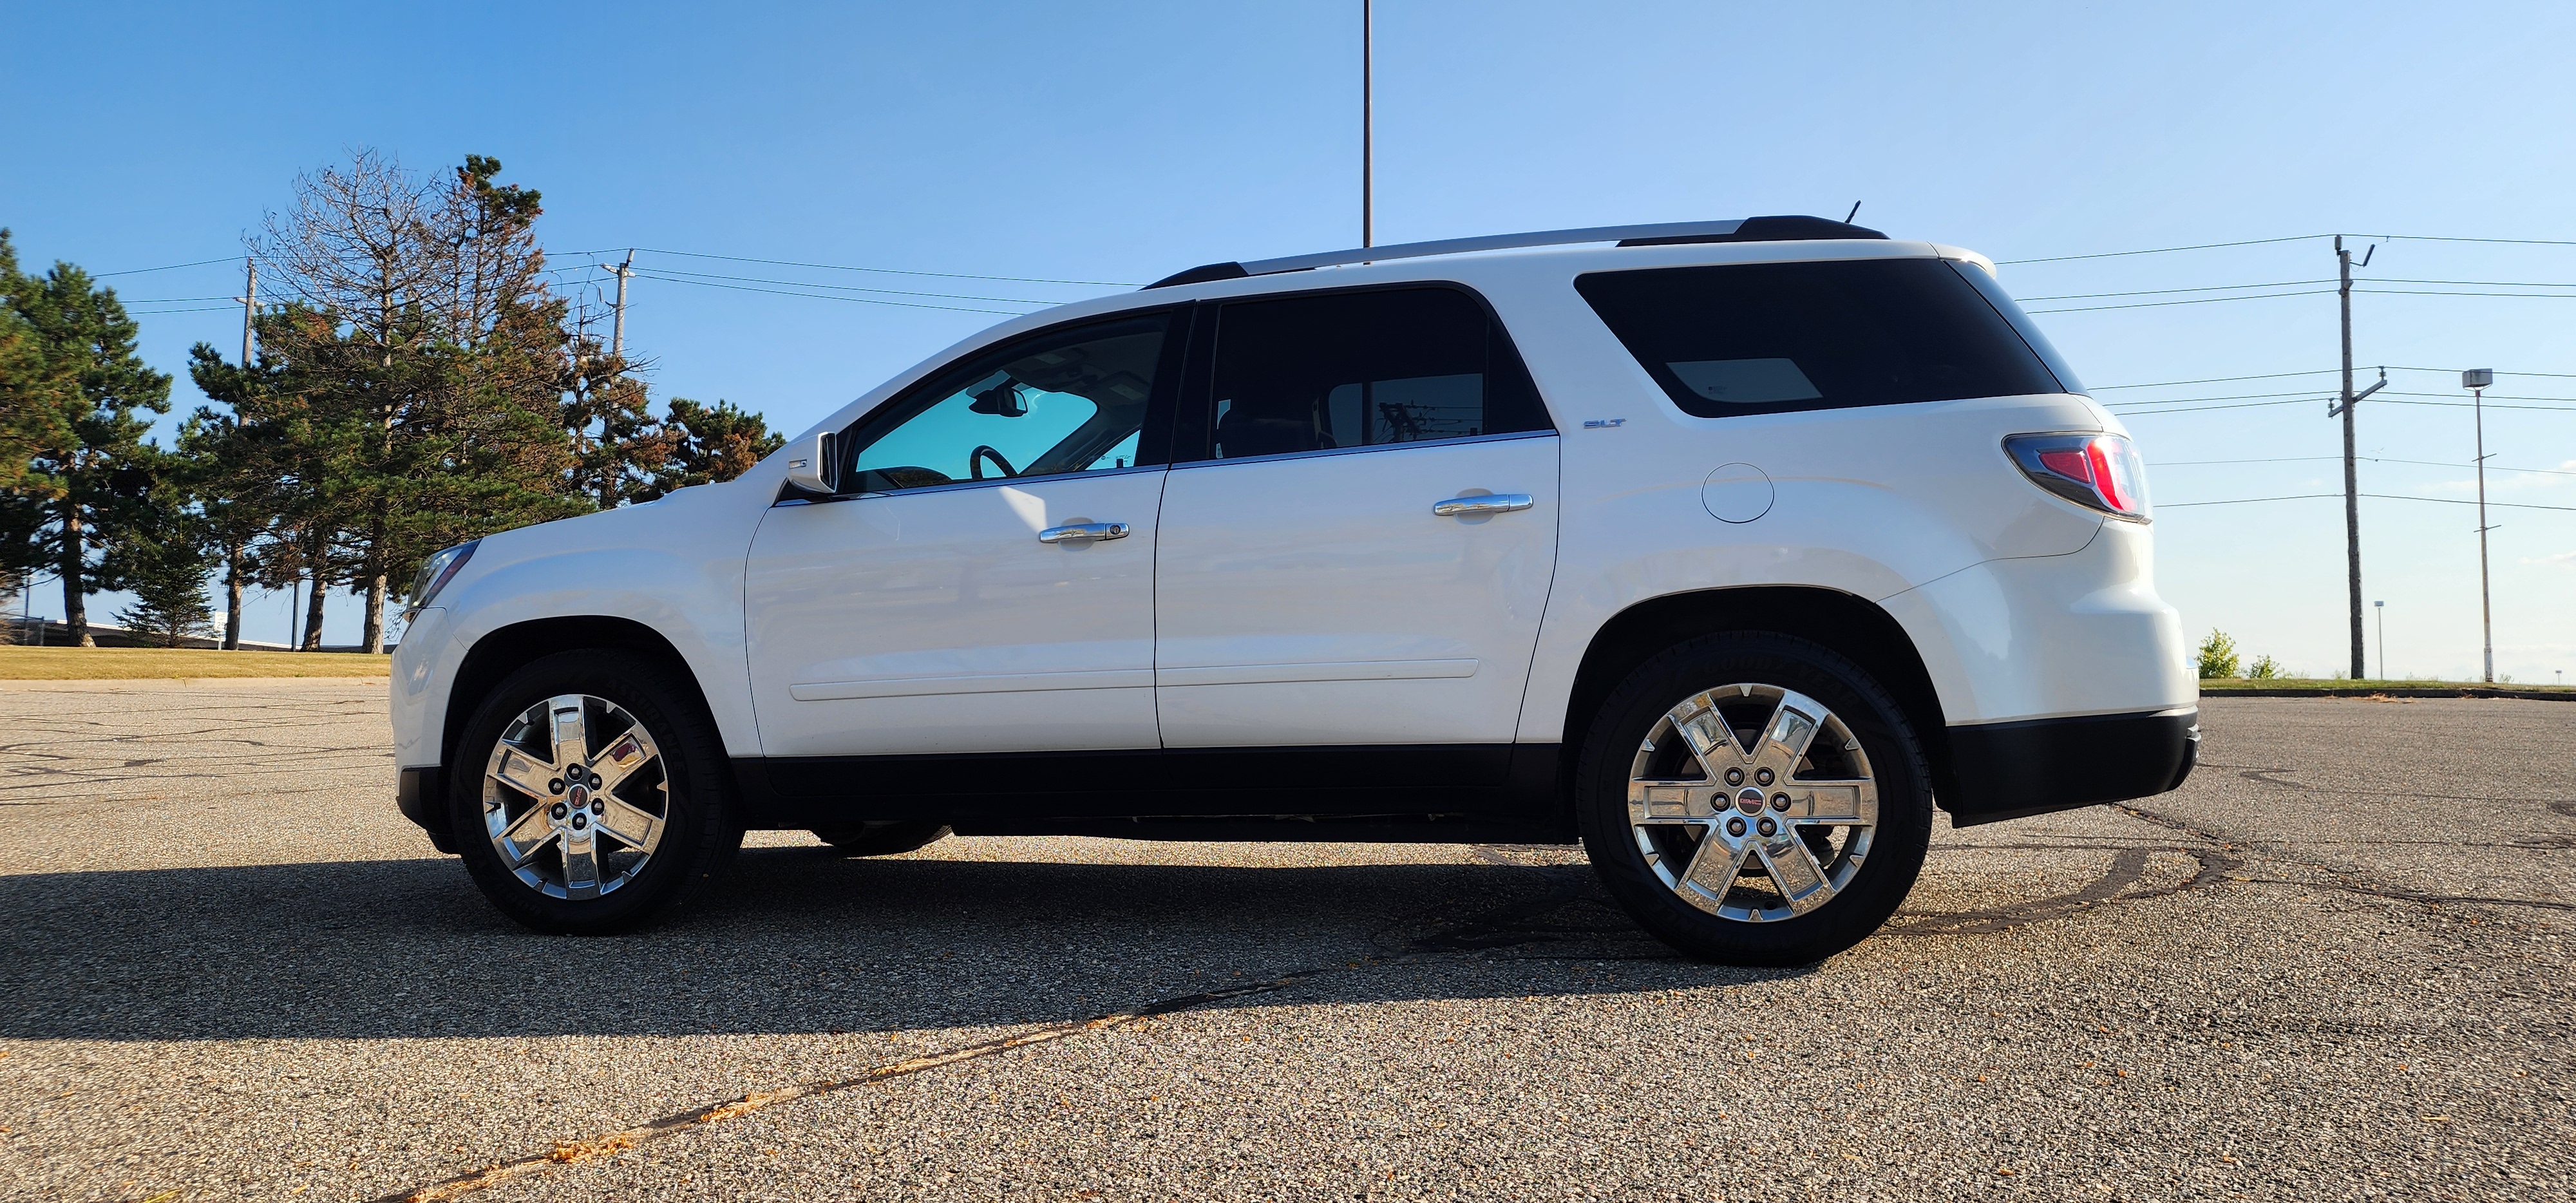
[
  {"left": 1037, "top": 521, "right": 1131, "bottom": 544},
  {"left": 1431, "top": 493, "right": 1533, "bottom": 517}
]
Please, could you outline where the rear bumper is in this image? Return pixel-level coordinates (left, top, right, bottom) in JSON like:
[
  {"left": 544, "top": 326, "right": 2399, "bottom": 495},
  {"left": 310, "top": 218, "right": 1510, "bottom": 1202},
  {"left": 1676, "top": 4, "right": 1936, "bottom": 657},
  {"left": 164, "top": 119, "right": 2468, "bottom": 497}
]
[{"left": 1941, "top": 706, "right": 2197, "bottom": 826}]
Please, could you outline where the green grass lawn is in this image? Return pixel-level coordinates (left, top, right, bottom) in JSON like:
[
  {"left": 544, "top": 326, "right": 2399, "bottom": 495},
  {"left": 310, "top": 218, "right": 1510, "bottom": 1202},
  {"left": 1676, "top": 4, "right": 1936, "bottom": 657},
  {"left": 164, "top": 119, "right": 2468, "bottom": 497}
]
[
  {"left": 0, "top": 647, "right": 391, "bottom": 679},
  {"left": 2199, "top": 676, "right": 2575, "bottom": 696}
]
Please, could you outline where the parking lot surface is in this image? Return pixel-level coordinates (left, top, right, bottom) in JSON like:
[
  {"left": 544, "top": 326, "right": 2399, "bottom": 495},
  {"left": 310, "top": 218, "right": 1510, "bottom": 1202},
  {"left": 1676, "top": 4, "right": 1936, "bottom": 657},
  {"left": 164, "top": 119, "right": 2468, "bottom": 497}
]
[{"left": 0, "top": 681, "right": 2569, "bottom": 1202}]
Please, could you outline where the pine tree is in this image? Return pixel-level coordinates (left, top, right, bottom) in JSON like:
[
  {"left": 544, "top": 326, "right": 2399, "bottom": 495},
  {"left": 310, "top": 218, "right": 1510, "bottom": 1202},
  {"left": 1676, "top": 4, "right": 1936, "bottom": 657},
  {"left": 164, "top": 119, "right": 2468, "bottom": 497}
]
[
  {"left": 0, "top": 240, "right": 173, "bottom": 646},
  {"left": 0, "top": 229, "right": 75, "bottom": 585},
  {"left": 645, "top": 397, "right": 786, "bottom": 500},
  {"left": 115, "top": 516, "right": 214, "bottom": 647}
]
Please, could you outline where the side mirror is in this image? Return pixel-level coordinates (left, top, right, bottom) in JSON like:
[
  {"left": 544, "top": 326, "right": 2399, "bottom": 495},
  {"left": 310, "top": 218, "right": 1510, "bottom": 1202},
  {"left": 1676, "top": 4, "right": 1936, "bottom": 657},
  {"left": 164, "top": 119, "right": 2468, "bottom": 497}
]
[{"left": 782, "top": 432, "right": 836, "bottom": 497}]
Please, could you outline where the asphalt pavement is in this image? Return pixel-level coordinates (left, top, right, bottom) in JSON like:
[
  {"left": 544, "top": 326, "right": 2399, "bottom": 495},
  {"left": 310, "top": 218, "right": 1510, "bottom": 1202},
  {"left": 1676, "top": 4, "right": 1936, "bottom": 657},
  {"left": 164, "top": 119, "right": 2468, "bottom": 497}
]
[{"left": 0, "top": 681, "right": 2568, "bottom": 1202}]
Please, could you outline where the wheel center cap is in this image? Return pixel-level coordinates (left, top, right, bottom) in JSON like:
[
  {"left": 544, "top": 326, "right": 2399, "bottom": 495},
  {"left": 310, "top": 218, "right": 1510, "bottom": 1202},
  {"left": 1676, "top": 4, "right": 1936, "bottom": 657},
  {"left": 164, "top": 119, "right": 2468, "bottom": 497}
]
[
  {"left": 1734, "top": 787, "right": 1766, "bottom": 816},
  {"left": 567, "top": 784, "right": 591, "bottom": 810}
]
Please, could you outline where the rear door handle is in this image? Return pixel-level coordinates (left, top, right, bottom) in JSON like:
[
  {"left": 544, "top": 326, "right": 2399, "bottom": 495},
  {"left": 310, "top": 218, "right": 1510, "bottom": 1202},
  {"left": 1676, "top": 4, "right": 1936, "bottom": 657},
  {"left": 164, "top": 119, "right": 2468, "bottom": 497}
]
[
  {"left": 1431, "top": 493, "right": 1533, "bottom": 517},
  {"left": 1037, "top": 522, "right": 1131, "bottom": 544}
]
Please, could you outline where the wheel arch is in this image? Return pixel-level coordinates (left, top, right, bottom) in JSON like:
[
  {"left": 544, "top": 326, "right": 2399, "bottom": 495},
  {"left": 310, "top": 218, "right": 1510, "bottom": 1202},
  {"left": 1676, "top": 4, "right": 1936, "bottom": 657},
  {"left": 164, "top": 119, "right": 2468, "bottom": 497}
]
[
  {"left": 1557, "top": 586, "right": 1956, "bottom": 820},
  {"left": 440, "top": 616, "right": 717, "bottom": 776}
]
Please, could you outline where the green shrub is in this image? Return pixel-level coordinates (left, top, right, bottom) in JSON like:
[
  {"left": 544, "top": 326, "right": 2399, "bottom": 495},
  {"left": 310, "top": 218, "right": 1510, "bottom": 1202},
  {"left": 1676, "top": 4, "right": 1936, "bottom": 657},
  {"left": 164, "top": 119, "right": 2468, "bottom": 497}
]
[
  {"left": 2246, "top": 654, "right": 2281, "bottom": 680},
  {"left": 2197, "top": 629, "right": 2240, "bottom": 679}
]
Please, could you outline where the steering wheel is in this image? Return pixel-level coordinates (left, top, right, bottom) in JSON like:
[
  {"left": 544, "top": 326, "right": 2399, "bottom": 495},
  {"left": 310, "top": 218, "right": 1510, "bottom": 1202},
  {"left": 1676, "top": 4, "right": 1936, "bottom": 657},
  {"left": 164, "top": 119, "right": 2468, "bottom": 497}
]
[{"left": 969, "top": 444, "right": 1018, "bottom": 480}]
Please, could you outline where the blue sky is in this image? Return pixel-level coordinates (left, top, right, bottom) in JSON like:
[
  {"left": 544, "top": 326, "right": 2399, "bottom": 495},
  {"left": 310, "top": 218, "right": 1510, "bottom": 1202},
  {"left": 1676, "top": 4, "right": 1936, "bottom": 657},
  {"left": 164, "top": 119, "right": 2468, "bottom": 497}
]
[{"left": 4, "top": 0, "right": 2571, "bottom": 679}]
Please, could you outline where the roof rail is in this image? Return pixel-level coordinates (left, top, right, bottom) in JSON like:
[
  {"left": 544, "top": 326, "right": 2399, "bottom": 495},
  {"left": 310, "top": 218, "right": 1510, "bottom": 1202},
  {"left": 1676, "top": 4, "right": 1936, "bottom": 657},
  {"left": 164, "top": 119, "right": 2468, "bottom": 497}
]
[{"left": 1142, "top": 214, "right": 1886, "bottom": 289}]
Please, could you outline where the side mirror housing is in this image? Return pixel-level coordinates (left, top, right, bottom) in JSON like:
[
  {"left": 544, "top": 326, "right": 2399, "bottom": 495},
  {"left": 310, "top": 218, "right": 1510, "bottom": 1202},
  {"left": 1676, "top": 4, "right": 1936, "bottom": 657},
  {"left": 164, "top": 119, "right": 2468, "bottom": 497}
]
[{"left": 781, "top": 432, "right": 837, "bottom": 498}]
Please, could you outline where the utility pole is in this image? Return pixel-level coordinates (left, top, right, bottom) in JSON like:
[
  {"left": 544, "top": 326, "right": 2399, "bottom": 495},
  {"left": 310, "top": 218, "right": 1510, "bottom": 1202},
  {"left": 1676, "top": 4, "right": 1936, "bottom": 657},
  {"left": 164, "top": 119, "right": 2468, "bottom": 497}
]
[
  {"left": 2465, "top": 368, "right": 2497, "bottom": 681},
  {"left": 607, "top": 250, "right": 635, "bottom": 359},
  {"left": 2326, "top": 236, "right": 2383, "bottom": 679},
  {"left": 1361, "top": 0, "right": 1372, "bottom": 248},
  {"left": 237, "top": 256, "right": 257, "bottom": 366}
]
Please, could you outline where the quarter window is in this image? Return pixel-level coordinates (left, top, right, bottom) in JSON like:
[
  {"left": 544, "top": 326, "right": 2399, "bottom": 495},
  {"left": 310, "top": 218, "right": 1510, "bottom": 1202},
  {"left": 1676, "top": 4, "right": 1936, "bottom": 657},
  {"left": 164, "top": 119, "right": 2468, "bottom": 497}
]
[
  {"left": 840, "top": 313, "right": 1175, "bottom": 493},
  {"left": 1190, "top": 287, "right": 1550, "bottom": 462},
  {"left": 1575, "top": 258, "right": 2070, "bottom": 418}
]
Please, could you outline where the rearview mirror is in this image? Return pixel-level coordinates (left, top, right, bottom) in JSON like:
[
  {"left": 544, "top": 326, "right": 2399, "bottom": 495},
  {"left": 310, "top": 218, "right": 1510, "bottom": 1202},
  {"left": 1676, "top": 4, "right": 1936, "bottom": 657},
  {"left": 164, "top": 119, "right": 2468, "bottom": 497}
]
[
  {"left": 967, "top": 381, "right": 1028, "bottom": 417},
  {"left": 783, "top": 431, "right": 836, "bottom": 496}
]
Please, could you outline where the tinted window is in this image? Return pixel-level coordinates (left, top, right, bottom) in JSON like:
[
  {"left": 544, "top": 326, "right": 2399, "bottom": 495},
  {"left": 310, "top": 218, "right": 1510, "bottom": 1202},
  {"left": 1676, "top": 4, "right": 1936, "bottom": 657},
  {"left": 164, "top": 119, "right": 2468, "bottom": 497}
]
[
  {"left": 1191, "top": 287, "right": 1550, "bottom": 462},
  {"left": 1575, "top": 258, "right": 2068, "bottom": 419},
  {"left": 840, "top": 313, "right": 1173, "bottom": 493},
  {"left": 1949, "top": 260, "right": 2084, "bottom": 394}
]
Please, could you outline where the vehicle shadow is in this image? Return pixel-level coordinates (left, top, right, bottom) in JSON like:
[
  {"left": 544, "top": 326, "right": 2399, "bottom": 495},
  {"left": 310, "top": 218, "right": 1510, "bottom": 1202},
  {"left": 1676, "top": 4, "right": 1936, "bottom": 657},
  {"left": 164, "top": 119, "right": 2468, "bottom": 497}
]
[{"left": 0, "top": 845, "right": 1762, "bottom": 1042}]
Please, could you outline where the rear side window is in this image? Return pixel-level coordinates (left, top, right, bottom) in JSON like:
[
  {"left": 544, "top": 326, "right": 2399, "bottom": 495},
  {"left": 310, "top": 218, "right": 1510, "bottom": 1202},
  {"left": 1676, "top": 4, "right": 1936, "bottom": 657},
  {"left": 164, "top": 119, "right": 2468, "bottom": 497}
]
[
  {"left": 1575, "top": 258, "right": 2070, "bottom": 418},
  {"left": 1186, "top": 286, "right": 1551, "bottom": 462}
]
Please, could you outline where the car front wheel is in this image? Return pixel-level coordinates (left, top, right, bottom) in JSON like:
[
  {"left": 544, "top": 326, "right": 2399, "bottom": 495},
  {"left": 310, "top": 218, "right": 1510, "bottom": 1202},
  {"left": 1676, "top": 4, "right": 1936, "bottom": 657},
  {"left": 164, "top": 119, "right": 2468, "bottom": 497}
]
[
  {"left": 1577, "top": 633, "right": 1933, "bottom": 965},
  {"left": 448, "top": 650, "right": 742, "bottom": 935}
]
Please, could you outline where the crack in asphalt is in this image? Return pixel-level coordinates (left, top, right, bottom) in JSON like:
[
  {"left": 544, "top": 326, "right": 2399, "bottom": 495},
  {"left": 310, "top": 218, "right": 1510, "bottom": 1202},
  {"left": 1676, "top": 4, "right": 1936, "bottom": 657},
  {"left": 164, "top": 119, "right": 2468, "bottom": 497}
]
[
  {"left": 376, "top": 820, "right": 2281, "bottom": 1200},
  {"left": 378, "top": 858, "right": 1611, "bottom": 1202}
]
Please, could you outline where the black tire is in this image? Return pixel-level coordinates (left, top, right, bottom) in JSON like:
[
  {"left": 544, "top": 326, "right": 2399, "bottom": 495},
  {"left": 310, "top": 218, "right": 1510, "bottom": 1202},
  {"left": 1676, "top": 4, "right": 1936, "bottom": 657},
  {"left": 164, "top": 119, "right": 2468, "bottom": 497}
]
[
  {"left": 1575, "top": 632, "right": 1934, "bottom": 965},
  {"left": 448, "top": 650, "right": 742, "bottom": 935},
  {"left": 811, "top": 820, "right": 952, "bottom": 857}
]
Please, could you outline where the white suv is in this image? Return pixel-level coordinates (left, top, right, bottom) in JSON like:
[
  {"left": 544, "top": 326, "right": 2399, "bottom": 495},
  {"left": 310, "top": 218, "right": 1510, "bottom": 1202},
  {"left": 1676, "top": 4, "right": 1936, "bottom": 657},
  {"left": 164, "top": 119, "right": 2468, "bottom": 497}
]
[{"left": 391, "top": 216, "right": 2197, "bottom": 964}]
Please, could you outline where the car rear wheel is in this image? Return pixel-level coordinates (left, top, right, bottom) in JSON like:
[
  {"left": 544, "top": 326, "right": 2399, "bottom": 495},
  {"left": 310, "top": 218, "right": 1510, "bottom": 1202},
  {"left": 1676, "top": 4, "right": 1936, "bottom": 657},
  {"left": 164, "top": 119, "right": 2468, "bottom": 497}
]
[
  {"left": 448, "top": 650, "right": 741, "bottom": 935},
  {"left": 1576, "top": 633, "right": 1933, "bottom": 965},
  {"left": 811, "top": 820, "right": 952, "bottom": 857}
]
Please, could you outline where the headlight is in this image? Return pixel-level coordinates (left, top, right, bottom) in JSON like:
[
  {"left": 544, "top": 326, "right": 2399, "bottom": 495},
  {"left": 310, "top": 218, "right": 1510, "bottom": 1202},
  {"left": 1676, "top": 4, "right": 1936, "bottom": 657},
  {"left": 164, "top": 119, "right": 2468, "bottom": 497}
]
[{"left": 404, "top": 540, "right": 480, "bottom": 618}]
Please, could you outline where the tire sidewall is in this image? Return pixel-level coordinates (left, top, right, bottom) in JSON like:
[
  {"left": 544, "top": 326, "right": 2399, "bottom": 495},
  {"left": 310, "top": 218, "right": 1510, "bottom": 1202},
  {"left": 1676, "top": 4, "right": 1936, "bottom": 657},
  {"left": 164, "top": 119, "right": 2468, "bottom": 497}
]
[
  {"left": 448, "top": 650, "right": 737, "bottom": 935},
  {"left": 1577, "top": 633, "right": 1934, "bottom": 965}
]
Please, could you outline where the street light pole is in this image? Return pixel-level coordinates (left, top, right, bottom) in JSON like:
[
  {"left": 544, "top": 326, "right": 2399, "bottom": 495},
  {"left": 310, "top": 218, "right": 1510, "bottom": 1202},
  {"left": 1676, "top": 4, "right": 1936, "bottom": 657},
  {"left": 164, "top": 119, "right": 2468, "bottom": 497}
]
[
  {"left": 2374, "top": 600, "right": 2385, "bottom": 681},
  {"left": 1361, "top": 0, "right": 1372, "bottom": 249},
  {"left": 2465, "top": 368, "right": 2496, "bottom": 682}
]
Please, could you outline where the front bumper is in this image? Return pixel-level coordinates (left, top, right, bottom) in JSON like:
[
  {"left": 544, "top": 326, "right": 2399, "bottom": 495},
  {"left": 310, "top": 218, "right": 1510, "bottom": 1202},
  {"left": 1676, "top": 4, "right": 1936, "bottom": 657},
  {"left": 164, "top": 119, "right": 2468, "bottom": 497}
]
[{"left": 1942, "top": 706, "right": 2198, "bottom": 826}]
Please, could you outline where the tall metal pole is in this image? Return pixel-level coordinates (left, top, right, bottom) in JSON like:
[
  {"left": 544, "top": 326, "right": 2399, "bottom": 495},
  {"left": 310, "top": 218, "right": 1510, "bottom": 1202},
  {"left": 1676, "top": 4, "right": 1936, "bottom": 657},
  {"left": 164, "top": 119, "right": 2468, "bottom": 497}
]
[
  {"left": 2337, "top": 236, "right": 2364, "bottom": 679},
  {"left": 238, "top": 256, "right": 257, "bottom": 366},
  {"left": 1361, "top": 0, "right": 1372, "bottom": 248},
  {"left": 609, "top": 250, "right": 634, "bottom": 360},
  {"left": 2474, "top": 383, "right": 2494, "bottom": 683}
]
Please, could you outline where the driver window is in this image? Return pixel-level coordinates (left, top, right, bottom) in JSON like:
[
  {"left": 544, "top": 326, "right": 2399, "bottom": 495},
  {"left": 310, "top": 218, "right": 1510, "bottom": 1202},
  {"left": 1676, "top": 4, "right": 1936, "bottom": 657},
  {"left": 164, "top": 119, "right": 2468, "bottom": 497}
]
[{"left": 841, "top": 313, "right": 1172, "bottom": 493}]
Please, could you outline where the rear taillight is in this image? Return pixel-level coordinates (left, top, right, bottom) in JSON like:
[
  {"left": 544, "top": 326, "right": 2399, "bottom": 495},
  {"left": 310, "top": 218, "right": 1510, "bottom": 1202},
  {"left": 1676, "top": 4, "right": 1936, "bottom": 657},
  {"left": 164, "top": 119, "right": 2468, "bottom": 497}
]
[{"left": 2005, "top": 433, "right": 2150, "bottom": 520}]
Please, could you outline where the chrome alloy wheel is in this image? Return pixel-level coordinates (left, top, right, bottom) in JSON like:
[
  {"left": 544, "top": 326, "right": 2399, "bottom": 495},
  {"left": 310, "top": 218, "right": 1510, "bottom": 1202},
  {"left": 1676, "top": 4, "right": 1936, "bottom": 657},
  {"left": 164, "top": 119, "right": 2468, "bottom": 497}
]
[
  {"left": 1627, "top": 683, "right": 1879, "bottom": 922},
  {"left": 481, "top": 694, "right": 669, "bottom": 900}
]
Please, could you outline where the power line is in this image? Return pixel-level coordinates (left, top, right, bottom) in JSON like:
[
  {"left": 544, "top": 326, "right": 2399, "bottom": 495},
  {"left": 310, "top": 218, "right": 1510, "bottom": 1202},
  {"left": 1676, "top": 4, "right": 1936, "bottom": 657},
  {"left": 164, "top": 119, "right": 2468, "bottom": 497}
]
[
  {"left": 628, "top": 271, "right": 1032, "bottom": 316},
  {"left": 1998, "top": 231, "right": 2576, "bottom": 267},
  {"left": 2152, "top": 454, "right": 2576, "bottom": 477},
  {"left": 91, "top": 256, "right": 239, "bottom": 278},
  {"left": 2090, "top": 370, "right": 2339, "bottom": 390},
  {"left": 2016, "top": 278, "right": 2329, "bottom": 302},
  {"left": 2356, "top": 288, "right": 2576, "bottom": 300},
  {"left": 2091, "top": 366, "right": 2576, "bottom": 390},
  {"left": 1996, "top": 234, "right": 2327, "bottom": 265},
  {"left": 632, "top": 247, "right": 1133, "bottom": 288},
  {"left": 2024, "top": 289, "right": 2334, "bottom": 314},
  {"left": 2117, "top": 397, "right": 2326, "bottom": 416},
  {"left": 2387, "top": 365, "right": 2576, "bottom": 379},
  {"left": 2360, "top": 276, "right": 2576, "bottom": 289},
  {"left": 2162, "top": 492, "right": 2576, "bottom": 513},
  {"left": 2120, "top": 395, "right": 2576, "bottom": 417},
  {"left": 2382, "top": 234, "right": 2576, "bottom": 249},
  {"left": 632, "top": 265, "right": 1065, "bottom": 307},
  {"left": 2103, "top": 390, "right": 2336, "bottom": 406}
]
